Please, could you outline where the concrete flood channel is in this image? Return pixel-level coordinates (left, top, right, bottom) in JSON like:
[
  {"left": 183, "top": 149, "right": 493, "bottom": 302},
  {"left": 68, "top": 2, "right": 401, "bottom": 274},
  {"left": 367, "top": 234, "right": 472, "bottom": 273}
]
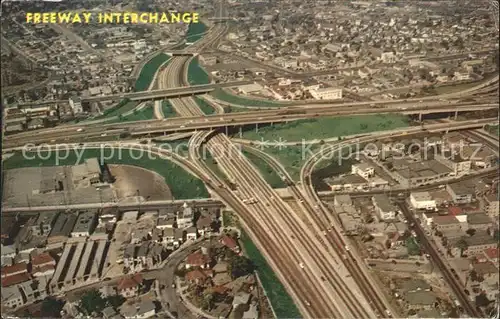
[{"left": 3, "top": 21, "right": 301, "bottom": 317}]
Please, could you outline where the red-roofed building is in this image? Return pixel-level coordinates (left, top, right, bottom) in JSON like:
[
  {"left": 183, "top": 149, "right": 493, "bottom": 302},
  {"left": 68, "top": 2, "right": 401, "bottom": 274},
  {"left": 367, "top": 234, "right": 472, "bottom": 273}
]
[
  {"left": 185, "top": 269, "right": 213, "bottom": 285},
  {"left": 448, "top": 206, "right": 463, "bottom": 216},
  {"left": 185, "top": 252, "right": 211, "bottom": 269},
  {"left": 484, "top": 248, "right": 499, "bottom": 263},
  {"left": 212, "top": 285, "right": 230, "bottom": 295},
  {"left": 1, "top": 262, "right": 28, "bottom": 279},
  {"left": 220, "top": 235, "right": 241, "bottom": 254},
  {"left": 1, "top": 272, "right": 31, "bottom": 287},
  {"left": 31, "top": 253, "right": 56, "bottom": 277},
  {"left": 117, "top": 274, "right": 143, "bottom": 298}
]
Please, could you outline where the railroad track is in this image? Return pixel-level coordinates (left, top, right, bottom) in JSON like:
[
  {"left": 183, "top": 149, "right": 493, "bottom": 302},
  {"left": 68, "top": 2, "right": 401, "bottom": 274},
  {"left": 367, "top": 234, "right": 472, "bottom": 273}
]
[{"left": 241, "top": 144, "right": 393, "bottom": 317}]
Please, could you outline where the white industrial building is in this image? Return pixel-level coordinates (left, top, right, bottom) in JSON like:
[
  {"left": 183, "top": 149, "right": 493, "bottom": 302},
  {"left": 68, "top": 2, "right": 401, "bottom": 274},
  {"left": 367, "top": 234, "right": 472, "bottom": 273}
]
[
  {"left": 410, "top": 192, "right": 437, "bottom": 210},
  {"left": 309, "top": 87, "right": 343, "bottom": 100},
  {"left": 69, "top": 96, "right": 83, "bottom": 114},
  {"left": 351, "top": 163, "right": 375, "bottom": 179}
]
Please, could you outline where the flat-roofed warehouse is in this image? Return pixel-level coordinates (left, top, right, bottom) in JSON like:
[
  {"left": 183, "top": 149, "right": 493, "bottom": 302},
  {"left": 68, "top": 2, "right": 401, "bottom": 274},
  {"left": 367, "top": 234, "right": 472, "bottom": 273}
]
[
  {"left": 71, "top": 211, "right": 97, "bottom": 237},
  {"left": 237, "top": 83, "right": 264, "bottom": 95},
  {"left": 48, "top": 213, "right": 78, "bottom": 245}
]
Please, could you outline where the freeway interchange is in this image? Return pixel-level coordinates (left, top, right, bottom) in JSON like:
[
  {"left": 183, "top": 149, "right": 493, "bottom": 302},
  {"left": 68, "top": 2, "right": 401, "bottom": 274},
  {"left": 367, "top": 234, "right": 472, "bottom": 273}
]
[{"left": 3, "top": 17, "right": 500, "bottom": 319}]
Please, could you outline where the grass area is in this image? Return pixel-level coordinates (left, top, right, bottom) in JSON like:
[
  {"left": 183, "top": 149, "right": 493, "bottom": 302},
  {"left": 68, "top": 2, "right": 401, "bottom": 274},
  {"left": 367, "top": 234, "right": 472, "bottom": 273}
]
[
  {"left": 92, "top": 100, "right": 140, "bottom": 121},
  {"left": 185, "top": 22, "right": 207, "bottom": 44},
  {"left": 485, "top": 124, "right": 499, "bottom": 136},
  {"left": 3, "top": 149, "right": 208, "bottom": 199},
  {"left": 263, "top": 146, "right": 313, "bottom": 181},
  {"left": 242, "top": 150, "right": 286, "bottom": 188},
  {"left": 203, "top": 150, "right": 229, "bottom": 181},
  {"left": 212, "top": 88, "right": 290, "bottom": 107},
  {"left": 195, "top": 97, "right": 215, "bottom": 115},
  {"left": 240, "top": 114, "right": 410, "bottom": 142},
  {"left": 188, "top": 57, "right": 210, "bottom": 85},
  {"left": 119, "top": 105, "right": 154, "bottom": 122},
  {"left": 222, "top": 211, "right": 238, "bottom": 227},
  {"left": 135, "top": 53, "right": 171, "bottom": 92},
  {"left": 162, "top": 100, "right": 178, "bottom": 117},
  {"left": 240, "top": 230, "right": 301, "bottom": 318}
]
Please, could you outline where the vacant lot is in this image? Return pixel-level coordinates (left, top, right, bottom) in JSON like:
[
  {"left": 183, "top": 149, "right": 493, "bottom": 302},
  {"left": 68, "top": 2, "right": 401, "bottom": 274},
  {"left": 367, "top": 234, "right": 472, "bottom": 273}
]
[{"left": 110, "top": 164, "right": 172, "bottom": 201}]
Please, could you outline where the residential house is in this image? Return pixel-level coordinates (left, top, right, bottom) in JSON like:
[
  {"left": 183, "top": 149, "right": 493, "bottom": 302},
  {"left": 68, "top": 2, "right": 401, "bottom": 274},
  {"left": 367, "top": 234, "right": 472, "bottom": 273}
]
[
  {"left": 1, "top": 245, "right": 16, "bottom": 267},
  {"left": 102, "top": 306, "right": 124, "bottom": 319},
  {"left": 176, "top": 203, "right": 194, "bottom": 229},
  {"left": 232, "top": 292, "right": 251, "bottom": 308},
  {"left": 123, "top": 245, "right": 136, "bottom": 270},
  {"left": 447, "top": 183, "right": 475, "bottom": 204},
  {"left": 135, "top": 301, "right": 156, "bottom": 319},
  {"left": 410, "top": 192, "right": 436, "bottom": 210},
  {"left": 174, "top": 229, "right": 184, "bottom": 248},
  {"left": 483, "top": 192, "right": 499, "bottom": 218},
  {"left": 117, "top": 274, "right": 143, "bottom": 298},
  {"left": 196, "top": 216, "right": 213, "bottom": 237},
  {"left": 186, "top": 227, "right": 198, "bottom": 241},
  {"left": 220, "top": 235, "right": 241, "bottom": 254},
  {"left": 484, "top": 247, "right": 499, "bottom": 264},
  {"left": 185, "top": 269, "right": 214, "bottom": 285},
  {"left": 162, "top": 228, "right": 175, "bottom": 245},
  {"left": 185, "top": 251, "right": 211, "bottom": 269},
  {"left": 435, "top": 152, "right": 471, "bottom": 176},
  {"left": 135, "top": 243, "right": 149, "bottom": 272},
  {"left": 156, "top": 218, "right": 176, "bottom": 230},
  {"left": 372, "top": 194, "right": 398, "bottom": 221},
  {"left": 242, "top": 302, "right": 259, "bottom": 319}
]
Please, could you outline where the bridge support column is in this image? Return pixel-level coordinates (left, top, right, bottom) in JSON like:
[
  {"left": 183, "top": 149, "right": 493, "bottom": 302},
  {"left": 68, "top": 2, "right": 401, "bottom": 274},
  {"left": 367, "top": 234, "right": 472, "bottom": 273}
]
[
  {"left": 239, "top": 127, "right": 243, "bottom": 138},
  {"left": 419, "top": 113, "right": 422, "bottom": 122},
  {"left": 225, "top": 126, "right": 228, "bottom": 136},
  {"left": 454, "top": 111, "right": 458, "bottom": 120},
  {"left": 255, "top": 123, "right": 258, "bottom": 133}
]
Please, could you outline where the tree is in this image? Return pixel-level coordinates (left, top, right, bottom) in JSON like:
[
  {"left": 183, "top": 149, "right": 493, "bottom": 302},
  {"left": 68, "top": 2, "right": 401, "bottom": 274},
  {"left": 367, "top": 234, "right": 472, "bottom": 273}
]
[
  {"left": 106, "top": 295, "right": 126, "bottom": 309},
  {"left": 456, "top": 237, "right": 469, "bottom": 257},
  {"left": 201, "top": 291, "right": 215, "bottom": 310},
  {"left": 465, "top": 228, "right": 476, "bottom": 236},
  {"left": 229, "top": 255, "right": 254, "bottom": 279},
  {"left": 78, "top": 289, "right": 106, "bottom": 316},
  {"left": 41, "top": 297, "right": 64, "bottom": 318}
]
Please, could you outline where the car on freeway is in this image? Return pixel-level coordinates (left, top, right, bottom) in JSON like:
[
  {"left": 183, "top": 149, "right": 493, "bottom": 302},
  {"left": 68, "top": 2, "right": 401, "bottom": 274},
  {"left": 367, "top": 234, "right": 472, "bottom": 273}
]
[
  {"left": 345, "top": 245, "right": 350, "bottom": 251},
  {"left": 77, "top": 128, "right": 84, "bottom": 132},
  {"left": 299, "top": 262, "right": 305, "bottom": 269}
]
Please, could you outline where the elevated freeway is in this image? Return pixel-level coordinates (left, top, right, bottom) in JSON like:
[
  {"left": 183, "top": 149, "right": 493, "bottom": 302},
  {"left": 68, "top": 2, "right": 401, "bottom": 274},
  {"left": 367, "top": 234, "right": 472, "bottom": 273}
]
[
  {"left": 79, "top": 80, "right": 254, "bottom": 103},
  {"left": 4, "top": 102, "right": 498, "bottom": 147}
]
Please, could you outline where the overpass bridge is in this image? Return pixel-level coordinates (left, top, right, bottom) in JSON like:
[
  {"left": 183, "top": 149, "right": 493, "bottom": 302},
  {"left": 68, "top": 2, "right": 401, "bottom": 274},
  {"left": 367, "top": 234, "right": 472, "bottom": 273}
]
[
  {"left": 127, "top": 104, "right": 498, "bottom": 136},
  {"left": 15, "top": 80, "right": 254, "bottom": 106},
  {"left": 166, "top": 51, "right": 198, "bottom": 56}
]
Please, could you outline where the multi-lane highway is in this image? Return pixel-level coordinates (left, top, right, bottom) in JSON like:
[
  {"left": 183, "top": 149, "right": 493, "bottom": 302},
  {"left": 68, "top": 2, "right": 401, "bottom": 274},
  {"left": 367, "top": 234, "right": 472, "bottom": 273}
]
[{"left": 4, "top": 100, "right": 498, "bottom": 147}]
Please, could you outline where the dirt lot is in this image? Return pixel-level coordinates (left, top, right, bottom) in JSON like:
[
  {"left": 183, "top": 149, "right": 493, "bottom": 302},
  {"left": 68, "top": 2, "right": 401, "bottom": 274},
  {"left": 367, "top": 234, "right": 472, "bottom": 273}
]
[
  {"left": 110, "top": 165, "right": 172, "bottom": 201},
  {"left": 2, "top": 167, "right": 114, "bottom": 207}
]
